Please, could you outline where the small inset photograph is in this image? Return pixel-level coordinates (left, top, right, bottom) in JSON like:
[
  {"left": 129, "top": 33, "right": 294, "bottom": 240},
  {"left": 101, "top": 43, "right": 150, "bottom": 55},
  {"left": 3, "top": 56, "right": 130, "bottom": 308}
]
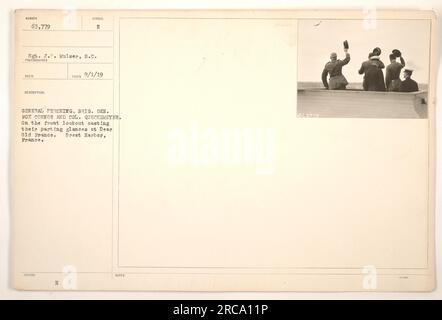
[{"left": 297, "top": 19, "right": 430, "bottom": 118}]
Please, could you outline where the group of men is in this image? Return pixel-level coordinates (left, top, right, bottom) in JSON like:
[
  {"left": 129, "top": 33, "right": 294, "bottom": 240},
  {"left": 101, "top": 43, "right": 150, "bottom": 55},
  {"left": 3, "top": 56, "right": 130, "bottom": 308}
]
[{"left": 321, "top": 47, "right": 419, "bottom": 92}]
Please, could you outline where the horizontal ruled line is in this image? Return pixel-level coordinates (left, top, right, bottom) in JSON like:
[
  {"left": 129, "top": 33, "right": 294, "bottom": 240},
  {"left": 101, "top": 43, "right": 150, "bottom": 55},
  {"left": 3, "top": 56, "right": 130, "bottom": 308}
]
[
  {"left": 22, "top": 45, "right": 113, "bottom": 48},
  {"left": 22, "top": 78, "right": 113, "bottom": 81},
  {"left": 20, "top": 271, "right": 431, "bottom": 276},
  {"left": 22, "top": 29, "right": 113, "bottom": 32},
  {"left": 22, "top": 62, "right": 113, "bottom": 64}
]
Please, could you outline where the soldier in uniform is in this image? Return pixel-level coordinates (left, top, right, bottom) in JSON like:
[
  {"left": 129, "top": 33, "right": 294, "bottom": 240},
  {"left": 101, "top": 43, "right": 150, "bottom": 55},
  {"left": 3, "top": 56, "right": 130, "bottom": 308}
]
[
  {"left": 321, "top": 48, "right": 351, "bottom": 90},
  {"left": 358, "top": 51, "right": 386, "bottom": 91},
  {"left": 399, "top": 68, "right": 419, "bottom": 92},
  {"left": 385, "top": 50, "right": 406, "bottom": 91}
]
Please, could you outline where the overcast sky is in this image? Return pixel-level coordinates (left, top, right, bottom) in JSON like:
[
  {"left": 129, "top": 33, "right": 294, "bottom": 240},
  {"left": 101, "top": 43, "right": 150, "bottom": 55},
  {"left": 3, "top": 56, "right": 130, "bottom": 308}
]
[{"left": 298, "top": 19, "right": 431, "bottom": 84}]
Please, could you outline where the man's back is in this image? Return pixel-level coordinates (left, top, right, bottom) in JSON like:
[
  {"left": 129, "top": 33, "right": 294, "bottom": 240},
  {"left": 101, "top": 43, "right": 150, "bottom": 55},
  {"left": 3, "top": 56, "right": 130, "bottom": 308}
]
[
  {"left": 359, "top": 59, "right": 386, "bottom": 91},
  {"left": 321, "top": 52, "right": 350, "bottom": 89},
  {"left": 400, "top": 78, "right": 419, "bottom": 92},
  {"left": 324, "top": 53, "right": 350, "bottom": 77},
  {"left": 386, "top": 61, "right": 404, "bottom": 80}
]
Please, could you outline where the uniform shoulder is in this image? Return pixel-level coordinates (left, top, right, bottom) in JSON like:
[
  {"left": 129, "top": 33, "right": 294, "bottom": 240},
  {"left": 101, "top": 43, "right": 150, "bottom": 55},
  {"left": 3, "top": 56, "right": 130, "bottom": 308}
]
[
  {"left": 405, "top": 78, "right": 418, "bottom": 84},
  {"left": 324, "top": 61, "right": 335, "bottom": 70}
]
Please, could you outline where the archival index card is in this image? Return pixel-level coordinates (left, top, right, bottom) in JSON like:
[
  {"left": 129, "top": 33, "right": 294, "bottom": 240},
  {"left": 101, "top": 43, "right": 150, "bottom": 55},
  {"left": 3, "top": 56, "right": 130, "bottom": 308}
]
[{"left": 12, "top": 9, "right": 437, "bottom": 291}]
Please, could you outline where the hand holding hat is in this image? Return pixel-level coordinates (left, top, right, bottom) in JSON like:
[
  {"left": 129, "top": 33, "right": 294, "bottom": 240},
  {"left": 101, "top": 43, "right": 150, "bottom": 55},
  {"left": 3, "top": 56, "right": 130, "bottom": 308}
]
[
  {"left": 392, "top": 49, "right": 402, "bottom": 57},
  {"left": 372, "top": 47, "right": 381, "bottom": 56}
]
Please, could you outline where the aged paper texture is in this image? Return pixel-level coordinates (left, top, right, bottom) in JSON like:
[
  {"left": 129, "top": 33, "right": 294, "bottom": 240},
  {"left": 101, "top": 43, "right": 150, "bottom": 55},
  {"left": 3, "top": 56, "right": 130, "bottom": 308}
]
[{"left": 12, "top": 9, "right": 437, "bottom": 291}]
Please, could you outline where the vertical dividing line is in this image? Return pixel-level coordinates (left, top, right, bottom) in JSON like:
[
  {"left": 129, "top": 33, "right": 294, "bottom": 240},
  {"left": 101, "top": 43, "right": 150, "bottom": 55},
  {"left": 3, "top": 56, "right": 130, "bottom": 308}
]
[
  {"left": 426, "top": 18, "right": 432, "bottom": 269},
  {"left": 296, "top": 19, "right": 299, "bottom": 94},
  {"left": 117, "top": 17, "right": 120, "bottom": 269},
  {"left": 111, "top": 15, "right": 116, "bottom": 276}
]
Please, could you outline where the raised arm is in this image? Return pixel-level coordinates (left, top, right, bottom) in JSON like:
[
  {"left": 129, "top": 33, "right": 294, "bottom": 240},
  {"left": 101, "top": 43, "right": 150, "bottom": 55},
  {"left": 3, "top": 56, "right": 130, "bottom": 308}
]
[
  {"left": 337, "top": 49, "right": 350, "bottom": 67},
  {"left": 340, "top": 51, "right": 351, "bottom": 66},
  {"left": 399, "top": 56, "right": 406, "bottom": 67}
]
